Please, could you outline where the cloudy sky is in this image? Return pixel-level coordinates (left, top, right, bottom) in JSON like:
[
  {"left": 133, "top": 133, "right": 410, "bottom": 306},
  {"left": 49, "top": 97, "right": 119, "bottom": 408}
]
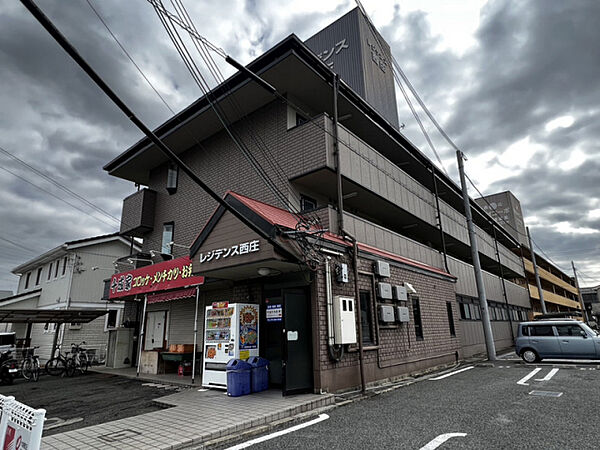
[{"left": 0, "top": 0, "right": 598, "bottom": 291}]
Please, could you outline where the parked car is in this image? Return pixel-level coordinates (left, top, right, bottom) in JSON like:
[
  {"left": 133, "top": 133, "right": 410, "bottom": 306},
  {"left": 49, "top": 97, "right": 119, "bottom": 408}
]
[
  {"left": 0, "top": 332, "right": 16, "bottom": 353},
  {"left": 516, "top": 320, "right": 600, "bottom": 363}
]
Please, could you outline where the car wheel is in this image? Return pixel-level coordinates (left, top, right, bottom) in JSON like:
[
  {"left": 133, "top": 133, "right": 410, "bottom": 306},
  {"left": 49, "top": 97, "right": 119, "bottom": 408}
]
[{"left": 522, "top": 349, "right": 539, "bottom": 363}]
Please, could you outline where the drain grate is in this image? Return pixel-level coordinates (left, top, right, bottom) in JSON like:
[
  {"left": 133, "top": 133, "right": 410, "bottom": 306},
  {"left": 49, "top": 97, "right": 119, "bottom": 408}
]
[
  {"left": 98, "top": 429, "right": 141, "bottom": 443},
  {"left": 529, "top": 390, "right": 563, "bottom": 397}
]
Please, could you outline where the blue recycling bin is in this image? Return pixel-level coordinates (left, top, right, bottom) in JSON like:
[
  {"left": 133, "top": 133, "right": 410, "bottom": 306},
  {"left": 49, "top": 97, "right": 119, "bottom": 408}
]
[
  {"left": 248, "top": 356, "right": 270, "bottom": 392},
  {"left": 226, "top": 359, "right": 252, "bottom": 397}
]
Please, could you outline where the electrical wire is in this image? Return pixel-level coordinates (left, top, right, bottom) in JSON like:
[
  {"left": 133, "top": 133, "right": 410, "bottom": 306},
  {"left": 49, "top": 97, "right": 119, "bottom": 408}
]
[
  {"left": 0, "top": 145, "right": 120, "bottom": 225},
  {"left": 0, "top": 165, "right": 117, "bottom": 228},
  {"left": 0, "top": 237, "right": 36, "bottom": 253}
]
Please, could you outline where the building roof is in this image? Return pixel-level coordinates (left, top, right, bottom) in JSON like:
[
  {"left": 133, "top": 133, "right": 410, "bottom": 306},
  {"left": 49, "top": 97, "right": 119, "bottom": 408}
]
[
  {"left": 11, "top": 233, "right": 141, "bottom": 275},
  {"left": 192, "top": 191, "right": 455, "bottom": 280},
  {"left": 0, "top": 309, "right": 108, "bottom": 324},
  {"left": 102, "top": 31, "right": 519, "bottom": 251}
]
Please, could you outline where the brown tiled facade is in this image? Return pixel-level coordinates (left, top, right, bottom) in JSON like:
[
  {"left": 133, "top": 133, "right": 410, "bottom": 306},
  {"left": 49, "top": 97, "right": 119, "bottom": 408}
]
[{"left": 312, "top": 253, "right": 459, "bottom": 392}]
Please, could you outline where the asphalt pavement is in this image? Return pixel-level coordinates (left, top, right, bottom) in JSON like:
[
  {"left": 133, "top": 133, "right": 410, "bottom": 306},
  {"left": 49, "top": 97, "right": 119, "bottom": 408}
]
[
  {"left": 0, "top": 372, "right": 177, "bottom": 436},
  {"left": 239, "top": 362, "right": 600, "bottom": 449}
]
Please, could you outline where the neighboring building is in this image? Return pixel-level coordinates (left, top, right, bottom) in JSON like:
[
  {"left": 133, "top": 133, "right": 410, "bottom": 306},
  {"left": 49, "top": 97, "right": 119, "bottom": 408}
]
[
  {"left": 582, "top": 285, "right": 600, "bottom": 321},
  {"left": 103, "top": 8, "right": 530, "bottom": 393},
  {"left": 475, "top": 191, "right": 527, "bottom": 246},
  {"left": 0, "top": 291, "right": 13, "bottom": 332},
  {"left": 0, "top": 233, "right": 140, "bottom": 361},
  {"left": 475, "top": 192, "right": 582, "bottom": 318}
]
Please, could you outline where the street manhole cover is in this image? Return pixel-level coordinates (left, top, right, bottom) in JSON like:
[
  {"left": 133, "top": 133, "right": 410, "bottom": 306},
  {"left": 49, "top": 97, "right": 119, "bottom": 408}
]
[
  {"left": 98, "top": 429, "right": 141, "bottom": 442},
  {"left": 529, "top": 390, "right": 563, "bottom": 397}
]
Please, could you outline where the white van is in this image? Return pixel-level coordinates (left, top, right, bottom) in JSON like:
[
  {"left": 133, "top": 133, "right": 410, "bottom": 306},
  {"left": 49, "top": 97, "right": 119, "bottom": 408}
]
[{"left": 0, "top": 332, "right": 16, "bottom": 354}]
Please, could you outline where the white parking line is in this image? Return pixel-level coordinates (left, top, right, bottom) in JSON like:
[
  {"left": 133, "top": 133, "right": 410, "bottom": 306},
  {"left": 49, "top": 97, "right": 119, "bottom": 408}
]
[
  {"left": 517, "top": 368, "right": 542, "bottom": 385},
  {"left": 535, "top": 368, "right": 559, "bottom": 382},
  {"left": 429, "top": 366, "right": 474, "bottom": 380},
  {"left": 420, "top": 433, "right": 467, "bottom": 450},
  {"left": 225, "top": 414, "right": 329, "bottom": 449}
]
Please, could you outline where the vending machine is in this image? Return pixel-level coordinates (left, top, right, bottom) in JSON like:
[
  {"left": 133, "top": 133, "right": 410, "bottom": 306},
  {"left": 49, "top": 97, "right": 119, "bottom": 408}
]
[{"left": 202, "top": 303, "right": 259, "bottom": 389}]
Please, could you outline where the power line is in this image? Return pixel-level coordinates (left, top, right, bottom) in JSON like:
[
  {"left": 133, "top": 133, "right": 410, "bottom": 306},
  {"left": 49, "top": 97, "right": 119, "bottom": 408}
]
[
  {"left": 0, "top": 145, "right": 121, "bottom": 225},
  {"left": 0, "top": 236, "right": 36, "bottom": 253},
  {"left": 0, "top": 165, "right": 117, "bottom": 228}
]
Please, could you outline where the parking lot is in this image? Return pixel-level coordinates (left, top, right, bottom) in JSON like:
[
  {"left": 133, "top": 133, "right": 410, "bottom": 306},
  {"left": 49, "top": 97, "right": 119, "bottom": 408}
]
[
  {"left": 240, "top": 360, "right": 600, "bottom": 449},
  {"left": 1, "top": 372, "right": 179, "bottom": 436}
]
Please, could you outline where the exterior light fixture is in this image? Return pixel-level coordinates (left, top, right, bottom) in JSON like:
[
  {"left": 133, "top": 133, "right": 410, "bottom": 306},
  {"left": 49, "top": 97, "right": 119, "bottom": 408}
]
[{"left": 257, "top": 267, "right": 271, "bottom": 276}]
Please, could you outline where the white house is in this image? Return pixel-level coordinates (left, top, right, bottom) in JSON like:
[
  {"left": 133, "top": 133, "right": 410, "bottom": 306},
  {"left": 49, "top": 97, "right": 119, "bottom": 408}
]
[{"left": 0, "top": 233, "right": 140, "bottom": 362}]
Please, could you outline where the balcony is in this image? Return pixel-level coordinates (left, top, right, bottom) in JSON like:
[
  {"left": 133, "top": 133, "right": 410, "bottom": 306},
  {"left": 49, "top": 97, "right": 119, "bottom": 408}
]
[
  {"left": 290, "top": 117, "right": 524, "bottom": 279},
  {"left": 523, "top": 259, "right": 578, "bottom": 295},
  {"left": 119, "top": 188, "right": 157, "bottom": 237},
  {"left": 528, "top": 284, "right": 581, "bottom": 310}
]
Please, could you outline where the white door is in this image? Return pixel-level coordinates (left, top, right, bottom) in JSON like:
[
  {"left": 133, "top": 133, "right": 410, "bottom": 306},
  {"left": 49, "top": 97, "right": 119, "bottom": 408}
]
[{"left": 145, "top": 311, "right": 166, "bottom": 350}]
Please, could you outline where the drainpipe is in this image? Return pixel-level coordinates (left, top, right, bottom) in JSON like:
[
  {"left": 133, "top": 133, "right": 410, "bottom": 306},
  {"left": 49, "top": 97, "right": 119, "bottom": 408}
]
[
  {"left": 59, "top": 252, "right": 76, "bottom": 349},
  {"left": 333, "top": 73, "right": 344, "bottom": 235},
  {"left": 325, "top": 257, "right": 343, "bottom": 361},
  {"left": 345, "top": 232, "right": 366, "bottom": 393},
  {"left": 431, "top": 168, "right": 449, "bottom": 273},
  {"left": 136, "top": 294, "right": 148, "bottom": 377}
]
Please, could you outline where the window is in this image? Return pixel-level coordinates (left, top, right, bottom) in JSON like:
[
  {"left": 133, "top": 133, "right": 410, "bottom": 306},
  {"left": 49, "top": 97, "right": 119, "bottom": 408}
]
[
  {"left": 412, "top": 297, "right": 423, "bottom": 340},
  {"left": 47, "top": 262, "right": 53, "bottom": 281},
  {"left": 62, "top": 256, "right": 68, "bottom": 276},
  {"left": 43, "top": 323, "right": 57, "bottom": 334},
  {"left": 296, "top": 113, "right": 308, "bottom": 127},
  {"left": 446, "top": 302, "right": 456, "bottom": 337},
  {"left": 166, "top": 163, "right": 178, "bottom": 194},
  {"left": 54, "top": 259, "right": 60, "bottom": 278},
  {"left": 529, "top": 325, "right": 554, "bottom": 337},
  {"left": 359, "top": 291, "right": 376, "bottom": 346},
  {"left": 300, "top": 195, "right": 317, "bottom": 212},
  {"left": 105, "top": 310, "right": 119, "bottom": 330},
  {"left": 35, "top": 268, "right": 42, "bottom": 286},
  {"left": 502, "top": 308, "right": 508, "bottom": 321},
  {"left": 473, "top": 304, "right": 481, "bottom": 320},
  {"left": 556, "top": 325, "right": 585, "bottom": 337},
  {"left": 24, "top": 272, "right": 31, "bottom": 289},
  {"left": 459, "top": 302, "right": 471, "bottom": 320},
  {"left": 161, "top": 223, "right": 174, "bottom": 254}
]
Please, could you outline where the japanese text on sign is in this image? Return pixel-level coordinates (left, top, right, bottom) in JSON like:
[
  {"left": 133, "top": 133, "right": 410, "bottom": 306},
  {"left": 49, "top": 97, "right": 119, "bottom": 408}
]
[
  {"left": 198, "top": 239, "right": 260, "bottom": 264},
  {"left": 110, "top": 263, "right": 193, "bottom": 295},
  {"left": 317, "top": 38, "right": 349, "bottom": 69},
  {"left": 108, "top": 256, "right": 204, "bottom": 299},
  {"left": 366, "top": 39, "right": 388, "bottom": 73}
]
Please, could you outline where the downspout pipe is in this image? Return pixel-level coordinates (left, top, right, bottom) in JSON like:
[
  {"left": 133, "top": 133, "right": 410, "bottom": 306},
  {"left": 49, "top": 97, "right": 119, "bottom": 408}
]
[
  {"left": 344, "top": 231, "right": 366, "bottom": 393},
  {"left": 325, "top": 257, "right": 343, "bottom": 362}
]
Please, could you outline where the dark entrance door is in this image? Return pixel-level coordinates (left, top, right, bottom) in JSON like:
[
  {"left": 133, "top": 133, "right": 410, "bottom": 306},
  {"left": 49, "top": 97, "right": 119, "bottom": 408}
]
[{"left": 282, "top": 289, "right": 313, "bottom": 395}]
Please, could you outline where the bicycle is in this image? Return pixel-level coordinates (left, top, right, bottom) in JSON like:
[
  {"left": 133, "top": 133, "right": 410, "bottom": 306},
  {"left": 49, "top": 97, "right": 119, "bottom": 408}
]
[
  {"left": 45, "top": 345, "right": 75, "bottom": 377},
  {"left": 21, "top": 346, "right": 40, "bottom": 382},
  {"left": 69, "top": 342, "right": 89, "bottom": 375}
]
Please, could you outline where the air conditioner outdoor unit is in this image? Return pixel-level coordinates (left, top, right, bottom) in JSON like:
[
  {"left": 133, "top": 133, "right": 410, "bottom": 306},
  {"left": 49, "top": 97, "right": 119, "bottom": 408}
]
[
  {"left": 392, "top": 285, "right": 408, "bottom": 301},
  {"left": 377, "top": 282, "right": 393, "bottom": 299},
  {"left": 374, "top": 260, "right": 390, "bottom": 277},
  {"left": 379, "top": 305, "right": 395, "bottom": 323}
]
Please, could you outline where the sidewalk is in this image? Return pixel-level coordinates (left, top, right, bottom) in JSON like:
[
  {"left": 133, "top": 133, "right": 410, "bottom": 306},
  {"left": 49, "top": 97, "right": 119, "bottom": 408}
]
[{"left": 42, "top": 388, "right": 334, "bottom": 449}]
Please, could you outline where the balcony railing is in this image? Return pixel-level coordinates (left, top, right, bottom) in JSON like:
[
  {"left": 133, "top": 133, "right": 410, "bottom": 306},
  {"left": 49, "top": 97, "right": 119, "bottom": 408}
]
[{"left": 528, "top": 284, "right": 581, "bottom": 310}]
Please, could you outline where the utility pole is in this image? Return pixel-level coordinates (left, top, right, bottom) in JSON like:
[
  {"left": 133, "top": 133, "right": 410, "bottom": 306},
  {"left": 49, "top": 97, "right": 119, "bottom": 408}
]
[
  {"left": 572, "top": 261, "right": 588, "bottom": 322},
  {"left": 526, "top": 227, "right": 547, "bottom": 315},
  {"left": 456, "top": 151, "right": 496, "bottom": 361}
]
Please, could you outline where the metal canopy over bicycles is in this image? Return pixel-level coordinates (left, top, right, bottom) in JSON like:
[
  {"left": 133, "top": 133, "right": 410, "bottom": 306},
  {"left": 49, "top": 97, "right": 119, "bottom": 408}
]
[{"left": 0, "top": 309, "right": 109, "bottom": 359}]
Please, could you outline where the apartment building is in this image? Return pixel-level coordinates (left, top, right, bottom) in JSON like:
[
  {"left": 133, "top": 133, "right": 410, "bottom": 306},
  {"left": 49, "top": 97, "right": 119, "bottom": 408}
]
[
  {"left": 104, "top": 8, "right": 530, "bottom": 392},
  {"left": 0, "top": 234, "right": 139, "bottom": 361},
  {"left": 475, "top": 191, "right": 582, "bottom": 318}
]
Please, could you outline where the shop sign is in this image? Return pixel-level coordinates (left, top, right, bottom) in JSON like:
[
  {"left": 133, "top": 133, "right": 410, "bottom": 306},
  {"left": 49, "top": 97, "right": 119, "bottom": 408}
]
[
  {"left": 108, "top": 256, "right": 204, "bottom": 299},
  {"left": 266, "top": 304, "right": 282, "bottom": 322},
  {"left": 212, "top": 301, "right": 229, "bottom": 309},
  {"left": 198, "top": 239, "right": 260, "bottom": 264}
]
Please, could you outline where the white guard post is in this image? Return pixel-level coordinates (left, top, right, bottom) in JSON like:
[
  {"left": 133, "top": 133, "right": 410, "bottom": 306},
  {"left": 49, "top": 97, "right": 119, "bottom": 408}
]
[{"left": 0, "top": 394, "right": 46, "bottom": 450}]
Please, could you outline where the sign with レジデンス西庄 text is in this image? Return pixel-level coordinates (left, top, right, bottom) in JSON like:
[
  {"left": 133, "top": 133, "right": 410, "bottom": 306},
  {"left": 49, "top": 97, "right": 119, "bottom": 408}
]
[
  {"left": 198, "top": 240, "right": 260, "bottom": 264},
  {"left": 108, "top": 256, "right": 204, "bottom": 299}
]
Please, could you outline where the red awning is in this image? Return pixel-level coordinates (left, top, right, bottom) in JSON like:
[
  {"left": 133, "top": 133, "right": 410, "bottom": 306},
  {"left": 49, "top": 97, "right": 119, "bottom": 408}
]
[{"left": 147, "top": 287, "right": 197, "bottom": 304}]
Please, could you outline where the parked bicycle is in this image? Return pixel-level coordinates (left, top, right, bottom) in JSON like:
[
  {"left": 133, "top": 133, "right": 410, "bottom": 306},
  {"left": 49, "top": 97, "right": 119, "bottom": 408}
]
[
  {"left": 21, "top": 346, "right": 41, "bottom": 382},
  {"left": 69, "top": 342, "right": 89, "bottom": 375},
  {"left": 45, "top": 345, "right": 75, "bottom": 377}
]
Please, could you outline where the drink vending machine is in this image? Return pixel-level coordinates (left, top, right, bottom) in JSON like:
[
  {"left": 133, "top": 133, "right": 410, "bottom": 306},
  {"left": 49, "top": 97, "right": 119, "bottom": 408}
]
[{"left": 201, "top": 303, "right": 259, "bottom": 389}]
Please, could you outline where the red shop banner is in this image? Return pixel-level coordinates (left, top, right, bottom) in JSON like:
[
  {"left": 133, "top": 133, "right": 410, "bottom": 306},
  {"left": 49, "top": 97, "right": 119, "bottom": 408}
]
[{"left": 108, "top": 256, "right": 204, "bottom": 299}]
